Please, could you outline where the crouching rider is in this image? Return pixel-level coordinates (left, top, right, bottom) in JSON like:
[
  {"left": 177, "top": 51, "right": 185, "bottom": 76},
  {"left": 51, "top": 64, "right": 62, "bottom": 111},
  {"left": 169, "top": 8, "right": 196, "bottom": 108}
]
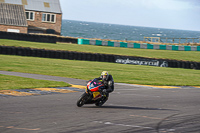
[{"left": 96, "top": 71, "right": 114, "bottom": 96}]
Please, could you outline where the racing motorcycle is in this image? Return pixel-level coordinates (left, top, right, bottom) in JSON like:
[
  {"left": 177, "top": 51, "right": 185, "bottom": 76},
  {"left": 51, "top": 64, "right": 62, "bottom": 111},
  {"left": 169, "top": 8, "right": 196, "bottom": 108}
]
[{"left": 77, "top": 78, "right": 109, "bottom": 107}]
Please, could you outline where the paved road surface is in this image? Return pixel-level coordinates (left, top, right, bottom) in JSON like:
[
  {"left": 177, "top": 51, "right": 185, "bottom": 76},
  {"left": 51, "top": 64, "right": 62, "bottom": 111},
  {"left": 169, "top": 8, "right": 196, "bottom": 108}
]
[
  {"left": 0, "top": 71, "right": 86, "bottom": 85},
  {"left": 0, "top": 71, "right": 200, "bottom": 133}
]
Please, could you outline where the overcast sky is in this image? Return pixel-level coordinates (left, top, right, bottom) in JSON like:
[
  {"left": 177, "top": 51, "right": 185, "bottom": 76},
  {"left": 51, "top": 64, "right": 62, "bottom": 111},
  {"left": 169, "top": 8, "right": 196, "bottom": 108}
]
[{"left": 60, "top": 0, "right": 200, "bottom": 31}]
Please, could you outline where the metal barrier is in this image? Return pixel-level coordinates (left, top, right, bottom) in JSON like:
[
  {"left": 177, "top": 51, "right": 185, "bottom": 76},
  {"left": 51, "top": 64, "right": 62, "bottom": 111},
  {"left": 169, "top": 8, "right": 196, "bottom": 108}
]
[
  {"left": 144, "top": 37, "right": 200, "bottom": 44},
  {"left": 78, "top": 38, "right": 200, "bottom": 51}
]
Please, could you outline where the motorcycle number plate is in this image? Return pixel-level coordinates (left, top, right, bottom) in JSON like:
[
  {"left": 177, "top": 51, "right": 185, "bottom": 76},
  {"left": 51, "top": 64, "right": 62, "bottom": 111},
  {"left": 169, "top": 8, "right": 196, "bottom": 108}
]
[{"left": 93, "top": 92, "right": 101, "bottom": 98}]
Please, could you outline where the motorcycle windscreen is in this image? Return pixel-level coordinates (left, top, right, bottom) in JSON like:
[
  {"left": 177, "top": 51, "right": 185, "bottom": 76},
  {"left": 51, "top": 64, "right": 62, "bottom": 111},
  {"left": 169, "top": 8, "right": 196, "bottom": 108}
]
[{"left": 89, "top": 81, "right": 102, "bottom": 92}]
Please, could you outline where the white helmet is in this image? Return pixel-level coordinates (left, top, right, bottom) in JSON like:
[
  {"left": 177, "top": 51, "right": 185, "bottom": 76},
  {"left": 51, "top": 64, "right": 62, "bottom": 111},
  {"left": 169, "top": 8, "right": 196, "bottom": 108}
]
[{"left": 101, "top": 71, "right": 109, "bottom": 80}]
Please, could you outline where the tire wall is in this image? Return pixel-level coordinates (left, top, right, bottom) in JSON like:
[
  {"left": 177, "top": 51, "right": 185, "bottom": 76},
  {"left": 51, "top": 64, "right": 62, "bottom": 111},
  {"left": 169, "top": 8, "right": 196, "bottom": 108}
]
[{"left": 0, "top": 46, "right": 199, "bottom": 70}]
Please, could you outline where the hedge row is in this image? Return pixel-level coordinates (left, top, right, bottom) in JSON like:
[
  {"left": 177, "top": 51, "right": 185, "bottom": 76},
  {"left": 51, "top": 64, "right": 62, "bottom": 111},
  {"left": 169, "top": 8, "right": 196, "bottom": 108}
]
[
  {"left": 0, "top": 31, "right": 77, "bottom": 44},
  {"left": 0, "top": 31, "right": 57, "bottom": 43},
  {"left": 56, "top": 37, "right": 77, "bottom": 44},
  {"left": 0, "top": 46, "right": 199, "bottom": 70}
]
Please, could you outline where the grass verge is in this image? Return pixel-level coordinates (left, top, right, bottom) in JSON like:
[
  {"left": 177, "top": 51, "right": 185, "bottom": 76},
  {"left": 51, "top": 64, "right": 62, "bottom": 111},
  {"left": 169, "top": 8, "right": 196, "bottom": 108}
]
[
  {"left": 0, "top": 39, "right": 200, "bottom": 62},
  {"left": 0, "top": 74, "right": 71, "bottom": 90},
  {"left": 0, "top": 55, "right": 200, "bottom": 86}
]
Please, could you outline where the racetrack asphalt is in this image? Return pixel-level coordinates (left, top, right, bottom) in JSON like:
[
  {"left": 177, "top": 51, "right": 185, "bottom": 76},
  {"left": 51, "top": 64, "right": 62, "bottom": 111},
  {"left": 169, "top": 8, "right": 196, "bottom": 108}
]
[
  {"left": 0, "top": 71, "right": 200, "bottom": 132},
  {"left": 0, "top": 71, "right": 87, "bottom": 85}
]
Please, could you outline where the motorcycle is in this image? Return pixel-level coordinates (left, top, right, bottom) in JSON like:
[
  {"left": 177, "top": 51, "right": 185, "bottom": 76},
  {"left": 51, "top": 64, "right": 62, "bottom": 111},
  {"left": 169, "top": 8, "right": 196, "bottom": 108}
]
[{"left": 77, "top": 78, "right": 109, "bottom": 107}]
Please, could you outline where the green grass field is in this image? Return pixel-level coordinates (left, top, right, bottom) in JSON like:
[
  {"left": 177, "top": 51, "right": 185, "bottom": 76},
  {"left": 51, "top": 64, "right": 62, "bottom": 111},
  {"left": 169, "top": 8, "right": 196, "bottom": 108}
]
[
  {"left": 0, "top": 39, "right": 200, "bottom": 62},
  {"left": 0, "top": 39, "right": 200, "bottom": 90},
  {"left": 1, "top": 55, "right": 200, "bottom": 87},
  {"left": 0, "top": 74, "right": 70, "bottom": 90}
]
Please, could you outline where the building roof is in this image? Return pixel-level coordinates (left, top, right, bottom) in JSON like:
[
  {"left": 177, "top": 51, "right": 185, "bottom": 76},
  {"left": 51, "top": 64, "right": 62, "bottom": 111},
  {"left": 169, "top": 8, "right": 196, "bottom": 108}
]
[
  {"left": 0, "top": 0, "right": 62, "bottom": 14},
  {"left": 0, "top": 3, "right": 27, "bottom": 27}
]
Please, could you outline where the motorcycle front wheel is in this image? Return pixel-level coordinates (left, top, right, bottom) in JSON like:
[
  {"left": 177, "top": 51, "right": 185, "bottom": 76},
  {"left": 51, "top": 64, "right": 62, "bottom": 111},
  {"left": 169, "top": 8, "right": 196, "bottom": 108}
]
[
  {"left": 77, "top": 92, "right": 88, "bottom": 107},
  {"left": 95, "top": 96, "right": 108, "bottom": 107}
]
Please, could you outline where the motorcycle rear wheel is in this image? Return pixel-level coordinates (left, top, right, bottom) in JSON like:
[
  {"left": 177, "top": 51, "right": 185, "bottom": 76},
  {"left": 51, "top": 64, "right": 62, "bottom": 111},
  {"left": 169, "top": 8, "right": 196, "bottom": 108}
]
[{"left": 77, "top": 92, "right": 88, "bottom": 107}]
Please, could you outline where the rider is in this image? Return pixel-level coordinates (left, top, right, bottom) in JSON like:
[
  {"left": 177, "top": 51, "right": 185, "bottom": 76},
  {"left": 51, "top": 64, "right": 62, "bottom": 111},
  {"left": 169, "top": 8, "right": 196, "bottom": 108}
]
[{"left": 96, "top": 71, "right": 114, "bottom": 94}]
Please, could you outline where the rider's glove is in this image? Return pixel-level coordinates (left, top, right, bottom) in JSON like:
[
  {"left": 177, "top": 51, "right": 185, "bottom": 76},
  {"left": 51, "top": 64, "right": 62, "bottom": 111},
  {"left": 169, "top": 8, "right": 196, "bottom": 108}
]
[{"left": 102, "top": 89, "right": 107, "bottom": 93}]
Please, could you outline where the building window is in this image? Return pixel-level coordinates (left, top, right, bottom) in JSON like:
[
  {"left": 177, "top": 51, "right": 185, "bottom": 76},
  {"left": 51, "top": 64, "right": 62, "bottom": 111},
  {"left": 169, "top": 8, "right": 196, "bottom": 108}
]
[
  {"left": 42, "top": 13, "right": 56, "bottom": 23},
  {"left": 25, "top": 11, "right": 34, "bottom": 21}
]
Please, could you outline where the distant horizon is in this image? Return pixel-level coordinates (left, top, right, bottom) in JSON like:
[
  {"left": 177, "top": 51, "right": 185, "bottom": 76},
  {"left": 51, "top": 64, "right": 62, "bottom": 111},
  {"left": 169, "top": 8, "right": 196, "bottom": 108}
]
[
  {"left": 62, "top": 19, "right": 200, "bottom": 33},
  {"left": 61, "top": 19, "right": 200, "bottom": 44},
  {"left": 60, "top": 0, "right": 200, "bottom": 32}
]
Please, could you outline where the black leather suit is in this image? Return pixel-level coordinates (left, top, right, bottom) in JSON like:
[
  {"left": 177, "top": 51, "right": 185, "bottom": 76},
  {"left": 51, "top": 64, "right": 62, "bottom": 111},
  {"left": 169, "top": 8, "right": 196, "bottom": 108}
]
[{"left": 96, "top": 75, "right": 114, "bottom": 93}]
